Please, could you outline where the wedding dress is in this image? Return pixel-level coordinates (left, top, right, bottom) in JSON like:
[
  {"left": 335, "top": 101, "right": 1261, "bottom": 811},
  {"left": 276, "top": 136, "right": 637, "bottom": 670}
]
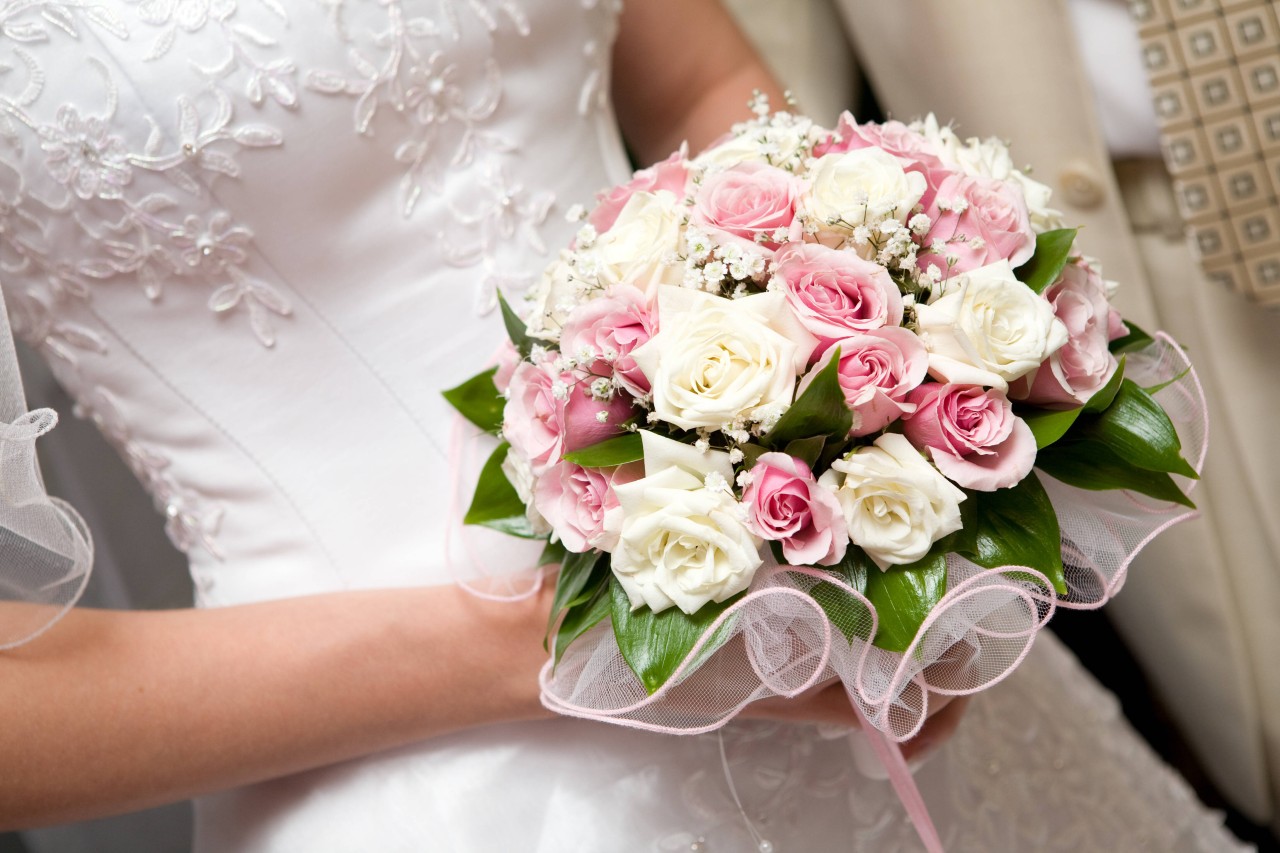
[{"left": 0, "top": 1, "right": 1251, "bottom": 850}]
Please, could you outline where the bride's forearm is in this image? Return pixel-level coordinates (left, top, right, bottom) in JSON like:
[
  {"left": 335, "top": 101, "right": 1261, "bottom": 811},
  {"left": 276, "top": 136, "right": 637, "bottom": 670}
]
[
  {"left": 0, "top": 584, "right": 551, "bottom": 830},
  {"left": 612, "top": 0, "right": 787, "bottom": 164}
]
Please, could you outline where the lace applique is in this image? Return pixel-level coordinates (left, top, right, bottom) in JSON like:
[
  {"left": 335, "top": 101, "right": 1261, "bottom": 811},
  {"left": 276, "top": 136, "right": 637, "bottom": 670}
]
[
  {"left": 129, "top": 0, "right": 300, "bottom": 109},
  {"left": 304, "top": 4, "right": 516, "bottom": 215},
  {"left": 577, "top": 0, "right": 621, "bottom": 117},
  {"left": 1, "top": 39, "right": 293, "bottom": 346},
  {"left": 441, "top": 159, "right": 552, "bottom": 313},
  {"left": 77, "top": 387, "right": 225, "bottom": 559}
]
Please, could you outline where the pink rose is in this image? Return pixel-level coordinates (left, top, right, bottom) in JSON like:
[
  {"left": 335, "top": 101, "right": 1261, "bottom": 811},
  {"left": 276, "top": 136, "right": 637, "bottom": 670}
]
[
  {"left": 559, "top": 287, "right": 657, "bottom": 397},
  {"left": 503, "top": 359, "right": 635, "bottom": 474},
  {"left": 590, "top": 148, "right": 691, "bottom": 234},
  {"left": 534, "top": 461, "right": 642, "bottom": 553},
  {"left": 1010, "top": 261, "right": 1124, "bottom": 408},
  {"left": 773, "top": 242, "right": 904, "bottom": 351},
  {"left": 742, "top": 452, "right": 847, "bottom": 567},
  {"left": 492, "top": 339, "right": 522, "bottom": 396},
  {"left": 797, "top": 327, "right": 928, "bottom": 437},
  {"left": 690, "top": 162, "right": 800, "bottom": 255},
  {"left": 919, "top": 173, "right": 1035, "bottom": 277},
  {"left": 902, "top": 384, "right": 1036, "bottom": 492},
  {"left": 815, "top": 113, "right": 953, "bottom": 207}
]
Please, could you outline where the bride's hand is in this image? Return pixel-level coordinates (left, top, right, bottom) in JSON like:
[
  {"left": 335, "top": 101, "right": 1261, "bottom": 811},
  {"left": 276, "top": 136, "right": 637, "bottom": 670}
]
[{"left": 740, "top": 681, "right": 972, "bottom": 763}]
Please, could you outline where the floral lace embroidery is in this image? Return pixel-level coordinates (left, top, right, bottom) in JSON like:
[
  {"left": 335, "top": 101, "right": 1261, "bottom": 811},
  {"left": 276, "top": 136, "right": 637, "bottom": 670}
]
[
  {"left": 577, "top": 0, "right": 621, "bottom": 117},
  {"left": 441, "top": 159, "right": 552, "bottom": 314},
  {"left": 304, "top": 1, "right": 518, "bottom": 216},
  {"left": 78, "top": 386, "right": 225, "bottom": 558}
]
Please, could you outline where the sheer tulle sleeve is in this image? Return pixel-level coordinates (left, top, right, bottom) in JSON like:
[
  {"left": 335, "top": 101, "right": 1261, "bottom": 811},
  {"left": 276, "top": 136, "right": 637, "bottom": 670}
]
[{"left": 0, "top": 286, "right": 93, "bottom": 649}]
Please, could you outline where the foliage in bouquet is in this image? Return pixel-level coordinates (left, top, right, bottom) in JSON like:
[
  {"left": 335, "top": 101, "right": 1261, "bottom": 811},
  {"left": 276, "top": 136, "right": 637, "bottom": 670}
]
[{"left": 444, "top": 97, "right": 1198, "bottom": 696}]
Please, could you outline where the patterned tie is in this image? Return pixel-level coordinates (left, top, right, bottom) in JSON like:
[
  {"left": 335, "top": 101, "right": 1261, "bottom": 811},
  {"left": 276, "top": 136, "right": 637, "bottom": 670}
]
[{"left": 1130, "top": 0, "right": 1280, "bottom": 306}]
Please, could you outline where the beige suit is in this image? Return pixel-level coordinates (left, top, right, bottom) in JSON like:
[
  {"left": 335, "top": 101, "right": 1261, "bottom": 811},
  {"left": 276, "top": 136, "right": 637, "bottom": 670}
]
[{"left": 729, "top": 0, "right": 1280, "bottom": 830}]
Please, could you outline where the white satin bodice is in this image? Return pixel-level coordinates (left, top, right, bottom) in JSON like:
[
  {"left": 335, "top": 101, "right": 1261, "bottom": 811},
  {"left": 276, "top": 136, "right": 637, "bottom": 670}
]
[
  {"left": 0, "top": 3, "right": 1252, "bottom": 851},
  {"left": 0, "top": 0, "right": 629, "bottom": 607}
]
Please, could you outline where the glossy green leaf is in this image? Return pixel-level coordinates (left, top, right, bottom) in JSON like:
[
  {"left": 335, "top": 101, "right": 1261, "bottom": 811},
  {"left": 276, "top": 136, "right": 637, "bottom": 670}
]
[
  {"left": 1020, "top": 406, "right": 1084, "bottom": 450},
  {"left": 561, "top": 433, "right": 643, "bottom": 467},
  {"left": 959, "top": 474, "right": 1067, "bottom": 595},
  {"left": 538, "top": 539, "right": 568, "bottom": 568},
  {"left": 610, "top": 578, "right": 744, "bottom": 694},
  {"left": 809, "top": 548, "right": 873, "bottom": 645},
  {"left": 864, "top": 552, "right": 947, "bottom": 653},
  {"left": 547, "top": 549, "right": 607, "bottom": 634},
  {"left": 462, "top": 442, "right": 539, "bottom": 537},
  {"left": 1015, "top": 228, "right": 1078, "bottom": 294},
  {"left": 1109, "top": 320, "right": 1155, "bottom": 355},
  {"left": 1082, "top": 356, "right": 1126, "bottom": 415},
  {"left": 782, "top": 436, "right": 827, "bottom": 469},
  {"left": 1074, "top": 379, "right": 1198, "bottom": 479},
  {"left": 1144, "top": 365, "right": 1192, "bottom": 396},
  {"left": 498, "top": 289, "right": 536, "bottom": 359},
  {"left": 1036, "top": 439, "right": 1195, "bottom": 508},
  {"left": 442, "top": 367, "right": 505, "bottom": 434},
  {"left": 552, "top": 560, "right": 613, "bottom": 664},
  {"left": 765, "top": 348, "right": 852, "bottom": 449}
]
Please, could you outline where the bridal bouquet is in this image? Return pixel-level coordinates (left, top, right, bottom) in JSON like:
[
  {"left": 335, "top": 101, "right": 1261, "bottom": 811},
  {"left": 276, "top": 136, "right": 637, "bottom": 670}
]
[{"left": 444, "top": 98, "right": 1205, "bottom": 741}]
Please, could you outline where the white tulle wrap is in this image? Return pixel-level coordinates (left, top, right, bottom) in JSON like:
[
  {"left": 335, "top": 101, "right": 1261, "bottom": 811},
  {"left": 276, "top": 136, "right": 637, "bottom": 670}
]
[
  {"left": 536, "top": 334, "right": 1207, "bottom": 741},
  {"left": 0, "top": 286, "right": 93, "bottom": 649}
]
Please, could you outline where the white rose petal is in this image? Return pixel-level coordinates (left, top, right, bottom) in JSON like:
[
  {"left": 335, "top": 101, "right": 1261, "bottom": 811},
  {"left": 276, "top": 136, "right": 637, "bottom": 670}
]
[
  {"left": 802, "top": 148, "right": 926, "bottom": 252},
  {"left": 591, "top": 190, "right": 686, "bottom": 297},
  {"left": 914, "top": 114, "right": 1063, "bottom": 232},
  {"left": 819, "top": 433, "right": 965, "bottom": 569},
  {"left": 604, "top": 432, "right": 760, "bottom": 614},
  {"left": 525, "top": 250, "right": 578, "bottom": 341},
  {"left": 915, "top": 260, "right": 1069, "bottom": 390},
  {"left": 632, "top": 286, "right": 817, "bottom": 431},
  {"left": 501, "top": 445, "right": 551, "bottom": 536}
]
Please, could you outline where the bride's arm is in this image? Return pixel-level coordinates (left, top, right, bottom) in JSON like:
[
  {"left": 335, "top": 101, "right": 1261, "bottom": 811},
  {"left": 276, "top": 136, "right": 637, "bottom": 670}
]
[
  {"left": 0, "top": 584, "right": 552, "bottom": 829},
  {"left": 611, "top": 0, "right": 787, "bottom": 164}
]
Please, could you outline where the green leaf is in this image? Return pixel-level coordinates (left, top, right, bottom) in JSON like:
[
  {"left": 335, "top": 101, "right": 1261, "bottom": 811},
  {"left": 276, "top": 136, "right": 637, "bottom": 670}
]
[
  {"left": 783, "top": 436, "right": 826, "bottom": 469},
  {"left": 498, "top": 289, "right": 535, "bottom": 359},
  {"left": 561, "top": 433, "right": 643, "bottom": 467},
  {"left": 1074, "top": 379, "right": 1198, "bottom": 479},
  {"left": 442, "top": 367, "right": 505, "bottom": 434},
  {"left": 959, "top": 474, "right": 1067, "bottom": 595},
  {"left": 1082, "top": 356, "right": 1126, "bottom": 415},
  {"left": 864, "top": 552, "right": 948, "bottom": 653},
  {"left": 552, "top": 571, "right": 611, "bottom": 666},
  {"left": 610, "top": 578, "right": 744, "bottom": 694},
  {"left": 808, "top": 547, "right": 873, "bottom": 645},
  {"left": 1143, "top": 365, "right": 1192, "bottom": 396},
  {"left": 739, "top": 443, "right": 768, "bottom": 469},
  {"left": 547, "top": 549, "right": 607, "bottom": 633},
  {"left": 1015, "top": 228, "right": 1078, "bottom": 294},
  {"left": 538, "top": 539, "right": 568, "bottom": 568},
  {"left": 1036, "top": 439, "right": 1195, "bottom": 508},
  {"left": 1020, "top": 405, "right": 1084, "bottom": 450},
  {"left": 1109, "top": 320, "right": 1155, "bottom": 355},
  {"left": 765, "top": 347, "right": 852, "bottom": 448},
  {"left": 462, "top": 442, "right": 540, "bottom": 537}
]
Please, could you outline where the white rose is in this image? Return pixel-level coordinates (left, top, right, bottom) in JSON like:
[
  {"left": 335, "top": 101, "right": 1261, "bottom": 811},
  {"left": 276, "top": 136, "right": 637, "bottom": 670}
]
[
  {"left": 632, "top": 286, "right": 817, "bottom": 430},
  {"left": 589, "top": 190, "right": 685, "bottom": 297},
  {"left": 500, "top": 444, "right": 551, "bottom": 536},
  {"left": 803, "top": 149, "right": 926, "bottom": 250},
  {"left": 525, "top": 250, "right": 578, "bottom": 341},
  {"left": 695, "top": 120, "right": 812, "bottom": 170},
  {"left": 819, "top": 433, "right": 965, "bottom": 569},
  {"left": 913, "top": 114, "right": 1063, "bottom": 232},
  {"left": 605, "top": 432, "right": 762, "bottom": 614},
  {"left": 915, "top": 260, "right": 1069, "bottom": 390}
]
